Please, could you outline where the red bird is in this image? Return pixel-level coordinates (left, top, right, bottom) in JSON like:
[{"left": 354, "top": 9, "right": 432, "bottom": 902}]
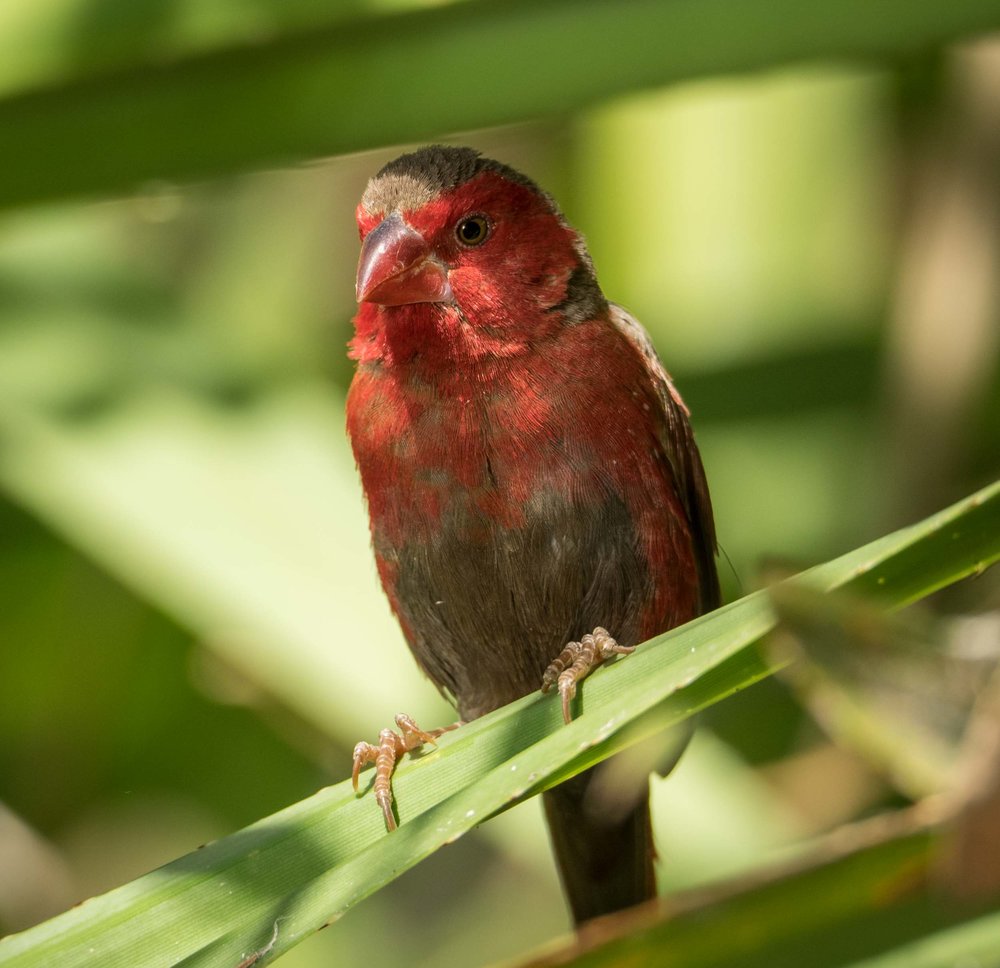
[{"left": 347, "top": 146, "right": 719, "bottom": 925}]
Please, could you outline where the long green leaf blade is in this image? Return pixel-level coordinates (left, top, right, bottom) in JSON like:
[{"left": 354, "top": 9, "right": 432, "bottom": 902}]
[{"left": 1, "top": 0, "right": 1000, "bottom": 208}]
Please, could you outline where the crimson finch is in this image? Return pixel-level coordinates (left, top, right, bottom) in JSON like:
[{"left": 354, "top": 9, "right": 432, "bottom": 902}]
[{"left": 347, "top": 145, "right": 719, "bottom": 925}]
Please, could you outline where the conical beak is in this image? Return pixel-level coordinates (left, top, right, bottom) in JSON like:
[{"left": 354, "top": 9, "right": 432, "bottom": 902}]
[{"left": 355, "top": 212, "right": 453, "bottom": 306}]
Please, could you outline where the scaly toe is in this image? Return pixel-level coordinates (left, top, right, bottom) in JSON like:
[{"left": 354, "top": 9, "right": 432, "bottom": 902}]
[
  {"left": 352, "top": 715, "right": 460, "bottom": 831},
  {"left": 543, "top": 628, "right": 638, "bottom": 723}
]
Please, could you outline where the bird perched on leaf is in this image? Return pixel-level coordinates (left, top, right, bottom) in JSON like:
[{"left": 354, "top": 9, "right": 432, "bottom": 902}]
[{"left": 347, "top": 145, "right": 719, "bottom": 926}]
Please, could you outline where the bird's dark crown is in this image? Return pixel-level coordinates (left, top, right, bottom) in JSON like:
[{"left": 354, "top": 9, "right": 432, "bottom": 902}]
[{"left": 361, "top": 145, "right": 545, "bottom": 216}]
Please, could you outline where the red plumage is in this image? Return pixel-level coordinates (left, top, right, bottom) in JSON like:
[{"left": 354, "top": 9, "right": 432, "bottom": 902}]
[{"left": 347, "top": 146, "right": 718, "bottom": 925}]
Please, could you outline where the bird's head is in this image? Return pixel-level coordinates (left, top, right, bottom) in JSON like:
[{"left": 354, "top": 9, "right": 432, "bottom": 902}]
[{"left": 353, "top": 146, "right": 606, "bottom": 357}]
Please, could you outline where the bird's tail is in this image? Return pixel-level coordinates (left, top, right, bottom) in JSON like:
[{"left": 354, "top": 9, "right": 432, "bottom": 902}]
[{"left": 542, "top": 767, "right": 655, "bottom": 926}]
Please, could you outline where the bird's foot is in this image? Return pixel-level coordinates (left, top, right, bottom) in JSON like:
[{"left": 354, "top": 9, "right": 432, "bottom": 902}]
[
  {"left": 541, "top": 627, "right": 636, "bottom": 723},
  {"left": 352, "top": 714, "right": 459, "bottom": 830}
]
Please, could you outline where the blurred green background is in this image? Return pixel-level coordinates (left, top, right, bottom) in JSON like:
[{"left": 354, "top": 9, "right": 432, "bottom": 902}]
[{"left": 0, "top": 2, "right": 998, "bottom": 965}]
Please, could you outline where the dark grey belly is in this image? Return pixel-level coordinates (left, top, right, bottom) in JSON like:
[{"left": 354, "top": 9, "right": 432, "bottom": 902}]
[{"left": 389, "top": 494, "right": 652, "bottom": 720}]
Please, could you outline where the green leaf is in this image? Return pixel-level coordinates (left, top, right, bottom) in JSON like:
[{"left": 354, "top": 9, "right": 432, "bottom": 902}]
[
  {"left": 847, "top": 910, "right": 1000, "bottom": 968},
  {"left": 515, "top": 804, "right": 1000, "bottom": 967},
  {"left": 1, "top": 480, "right": 996, "bottom": 967},
  {"left": 1, "top": 0, "right": 1000, "bottom": 208},
  {"left": 514, "top": 812, "right": 961, "bottom": 968}
]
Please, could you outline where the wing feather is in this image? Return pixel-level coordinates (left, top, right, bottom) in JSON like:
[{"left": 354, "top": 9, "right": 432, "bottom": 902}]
[{"left": 610, "top": 303, "right": 721, "bottom": 611}]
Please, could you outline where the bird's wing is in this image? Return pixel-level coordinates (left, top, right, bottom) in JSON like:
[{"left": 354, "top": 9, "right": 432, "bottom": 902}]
[{"left": 609, "top": 303, "right": 721, "bottom": 611}]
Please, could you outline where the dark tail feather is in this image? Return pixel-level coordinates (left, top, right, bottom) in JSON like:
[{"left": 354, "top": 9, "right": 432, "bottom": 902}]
[{"left": 542, "top": 767, "right": 655, "bottom": 926}]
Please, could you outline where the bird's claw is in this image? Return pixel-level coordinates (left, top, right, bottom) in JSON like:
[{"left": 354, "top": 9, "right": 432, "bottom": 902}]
[
  {"left": 541, "top": 627, "right": 636, "bottom": 723},
  {"left": 352, "top": 714, "right": 458, "bottom": 830}
]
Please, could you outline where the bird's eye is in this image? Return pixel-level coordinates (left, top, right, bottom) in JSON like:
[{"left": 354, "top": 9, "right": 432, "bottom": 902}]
[{"left": 455, "top": 215, "right": 490, "bottom": 247}]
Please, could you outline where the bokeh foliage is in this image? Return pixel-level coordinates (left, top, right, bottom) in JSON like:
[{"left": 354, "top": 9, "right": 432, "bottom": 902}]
[{"left": 0, "top": 1, "right": 999, "bottom": 966}]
